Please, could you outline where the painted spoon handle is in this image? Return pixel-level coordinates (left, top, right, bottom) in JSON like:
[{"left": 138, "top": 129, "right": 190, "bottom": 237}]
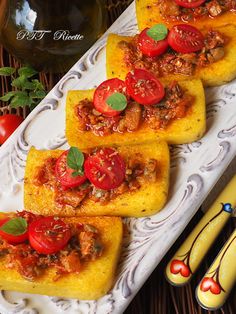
[
  {"left": 196, "top": 229, "right": 236, "bottom": 310},
  {"left": 165, "top": 175, "right": 236, "bottom": 286}
]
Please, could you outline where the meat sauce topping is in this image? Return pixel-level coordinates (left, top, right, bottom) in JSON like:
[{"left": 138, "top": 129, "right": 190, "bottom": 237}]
[
  {"left": 34, "top": 153, "right": 158, "bottom": 208},
  {"left": 0, "top": 211, "right": 103, "bottom": 281},
  {"left": 76, "top": 82, "right": 193, "bottom": 136},
  {"left": 158, "top": 0, "right": 236, "bottom": 22},
  {"left": 119, "top": 30, "right": 225, "bottom": 77}
]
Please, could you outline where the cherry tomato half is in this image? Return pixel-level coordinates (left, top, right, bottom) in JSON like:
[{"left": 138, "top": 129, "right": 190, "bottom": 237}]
[
  {"left": 0, "top": 218, "right": 28, "bottom": 244},
  {"left": 55, "top": 151, "right": 87, "bottom": 189},
  {"left": 168, "top": 24, "right": 204, "bottom": 53},
  {"left": 84, "top": 148, "right": 126, "bottom": 190},
  {"left": 174, "top": 0, "right": 206, "bottom": 8},
  {"left": 29, "top": 217, "right": 71, "bottom": 254},
  {"left": 138, "top": 28, "right": 169, "bottom": 57},
  {"left": 125, "top": 69, "right": 165, "bottom": 106},
  {"left": 93, "top": 78, "right": 127, "bottom": 117},
  {"left": 0, "top": 114, "right": 24, "bottom": 145}
]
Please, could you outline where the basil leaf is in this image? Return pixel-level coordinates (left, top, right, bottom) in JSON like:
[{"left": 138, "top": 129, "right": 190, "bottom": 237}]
[
  {"left": 29, "top": 101, "right": 38, "bottom": 110},
  {"left": 23, "top": 80, "right": 36, "bottom": 90},
  {"left": 0, "top": 91, "right": 17, "bottom": 102},
  {"left": 11, "top": 76, "right": 27, "bottom": 89},
  {"left": 0, "top": 217, "right": 27, "bottom": 236},
  {"left": 0, "top": 65, "right": 45, "bottom": 110},
  {"left": 67, "top": 147, "right": 84, "bottom": 175},
  {"left": 106, "top": 92, "right": 127, "bottom": 111},
  {"left": 0, "top": 67, "right": 16, "bottom": 76},
  {"left": 10, "top": 92, "right": 31, "bottom": 108},
  {"left": 147, "top": 24, "right": 168, "bottom": 41},
  {"left": 29, "top": 90, "right": 46, "bottom": 99},
  {"left": 18, "top": 67, "right": 38, "bottom": 78},
  {"left": 32, "top": 79, "right": 45, "bottom": 91},
  {"left": 72, "top": 169, "right": 84, "bottom": 177}
]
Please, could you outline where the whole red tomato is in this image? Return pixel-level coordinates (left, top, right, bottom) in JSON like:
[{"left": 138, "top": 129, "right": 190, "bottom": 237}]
[{"left": 0, "top": 114, "right": 24, "bottom": 145}]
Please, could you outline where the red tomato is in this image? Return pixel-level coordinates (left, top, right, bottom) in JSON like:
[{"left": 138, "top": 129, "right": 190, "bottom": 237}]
[
  {"left": 125, "top": 69, "right": 165, "bottom": 105},
  {"left": 138, "top": 28, "right": 169, "bottom": 57},
  {"left": 29, "top": 217, "right": 71, "bottom": 254},
  {"left": 168, "top": 24, "right": 204, "bottom": 53},
  {"left": 55, "top": 151, "right": 87, "bottom": 189},
  {"left": 84, "top": 148, "right": 125, "bottom": 190},
  {"left": 174, "top": 0, "right": 206, "bottom": 8},
  {"left": 0, "top": 218, "right": 28, "bottom": 244},
  {"left": 0, "top": 114, "right": 24, "bottom": 145},
  {"left": 93, "top": 78, "right": 127, "bottom": 117}
]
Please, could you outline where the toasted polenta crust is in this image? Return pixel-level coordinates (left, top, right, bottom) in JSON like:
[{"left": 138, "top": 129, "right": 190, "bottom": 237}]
[
  {"left": 106, "top": 24, "right": 236, "bottom": 86},
  {"left": 24, "top": 142, "right": 169, "bottom": 217},
  {"left": 0, "top": 215, "right": 122, "bottom": 300},
  {"left": 106, "top": 34, "right": 132, "bottom": 81},
  {"left": 66, "top": 81, "right": 205, "bottom": 148},
  {"left": 136, "top": 0, "right": 236, "bottom": 30}
]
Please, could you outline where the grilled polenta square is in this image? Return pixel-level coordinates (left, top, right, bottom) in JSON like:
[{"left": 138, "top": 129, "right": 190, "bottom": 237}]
[
  {"left": 106, "top": 24, "right": 236, "bottom": 87},
  {"left": 0, "top": 214, "right": 122, "bottom": 300},
  {"left": 24, "top": 142, "right": 169, "bottom": 217},
  {"left": 66, "top": 80, "right": 205, "bottom": 148}
]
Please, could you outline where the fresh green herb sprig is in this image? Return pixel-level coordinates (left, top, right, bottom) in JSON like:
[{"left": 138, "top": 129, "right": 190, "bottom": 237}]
[
  {"left": 147, "top": 24, "right": 168, "bottom": 41},
  {"left": 0, "top": 217, "right": 27, "bottom": 236},
  {"left": 0, "top": 66, "right": 46, "bottom": 110},
  {"left": 106, "top": 92, "right": 127, "bottom": 111},
  {"left": 67, "top": 147, "right": 85, "bottom": 177}
]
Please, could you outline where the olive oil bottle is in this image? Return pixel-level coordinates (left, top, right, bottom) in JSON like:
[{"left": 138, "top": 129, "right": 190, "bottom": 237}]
[{"left": 0, "top": 0, "right": 107, "bottom": 72}]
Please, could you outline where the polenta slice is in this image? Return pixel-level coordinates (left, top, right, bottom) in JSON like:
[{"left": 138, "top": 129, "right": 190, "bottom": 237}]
[
  {"left": 136, "top": 0, "right": 236, "bottom": 30},
  {"left": 24, "top": 142, "right": 170, "bottom": 217},
  {"left": 106, "top": 24, "right": 236, "bottom": 86},
  {"left": 66, "top": 80, "right": 205, "bottom": 148},
  {"left": 0, "top": 214, "right": 122, "bottom": 300}
]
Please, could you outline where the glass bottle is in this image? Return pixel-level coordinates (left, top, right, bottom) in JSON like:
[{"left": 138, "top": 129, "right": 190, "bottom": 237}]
[{"left": 0, "top": 0, "right": 107, "bottom": 72}]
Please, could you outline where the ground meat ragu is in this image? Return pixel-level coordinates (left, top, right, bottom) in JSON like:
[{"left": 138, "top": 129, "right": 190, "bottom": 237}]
[
  {"left": 34, "top": 158, "right": 91, "bottom": 208},
  {"left": 117, "top": 102, "right": 142, "bottom": 132},
  {"left": 77, "top": 99, "right": 121, "bottom": 136},
  {"left": 35, "top": 153, "right": 158, "bottom": 207},
  {"left": 0, "top": 213, "right": 103, "bottom": 281},
  {"left": 158, "top": 0, "right": 180, "bottom": 17},
  {"left": 198, "top": 30, "right": 225, "bottom": 66},
  {"left": 75, "top": 82, "right": 193, "bottom": 136},
  {"left": 119, "top": 29, "right": 225, "bottom": 78},
  {"left": 34, "top": 157, "right": 57, "bottom": 186},
  {"left": 77, "top": 100, "right": 143, "bottom": 135},
  {"left": 158, "top": 0, "right": 236, "bottom": 22},
  {"left": 90, "top": 156, "right": 158, "bottom": 204},
  {"left": 144, "top": 82, "right": 193, "bottom": 130}
]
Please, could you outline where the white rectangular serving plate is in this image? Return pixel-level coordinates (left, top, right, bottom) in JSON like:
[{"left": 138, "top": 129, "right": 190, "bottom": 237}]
[{"left": 0, "top": 2, "right": 236, "bottom": 313}]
